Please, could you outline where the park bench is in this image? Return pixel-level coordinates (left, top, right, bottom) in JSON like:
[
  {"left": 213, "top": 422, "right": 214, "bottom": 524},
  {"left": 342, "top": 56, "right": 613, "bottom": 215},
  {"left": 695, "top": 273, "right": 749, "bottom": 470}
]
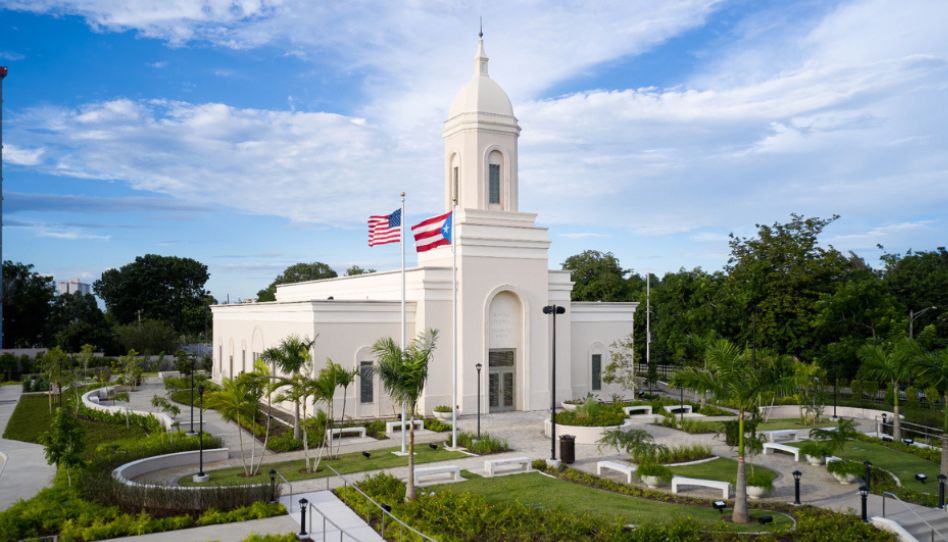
[
  {"left": 484, "top": 456, "right": 531, "bottom": 477},
  {"left": 385, "top": 419, "right": 424, "bottom": 434},
  {"left": 762, "top": 442, "right": 800, "bottom": 462},
  {"left": 623, "top": 405, "right": 653, "bottom": 416},
  {"left": 597, "top": 460, "right": 637, "bottom": 483},
  {"left": 763, "top": 429, "right": 800, "bottom": 442},
  {"left": 663, "top": 405, "right": 693, "bottom": 415},
  {"left": 330, "top": 426, "right": 367, "bottom": 439},
  {"left": 671, "top": 476, "right": 730, "bottom": 499},
  {"left": 414, "top": 464, "right": 461, "bottom": 484}
]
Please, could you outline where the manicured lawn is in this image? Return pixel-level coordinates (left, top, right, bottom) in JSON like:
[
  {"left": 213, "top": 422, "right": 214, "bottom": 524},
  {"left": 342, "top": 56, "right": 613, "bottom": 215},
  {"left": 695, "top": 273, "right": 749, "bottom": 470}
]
[
  {"left": 757, "top": 418, "right": 834, "bottom": 431},
  {"left": 179, "top": 446, "right": 468, "bottom": 486},
  {"left": 3, "top": 394, "right": 149, "bottom": 459},
  {"left": 434, "top": 472, "right": 792, "bottom": 533},
  {"left": 669, "top": 457, "right": 778, "bottom": 485},
  {"left": 796, "top": 439, "right": 938, "bottom": 493}
]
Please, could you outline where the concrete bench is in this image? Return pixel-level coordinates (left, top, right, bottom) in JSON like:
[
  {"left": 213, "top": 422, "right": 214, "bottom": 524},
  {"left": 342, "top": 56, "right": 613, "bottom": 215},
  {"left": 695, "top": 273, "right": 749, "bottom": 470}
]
[
  {"left": 385, "top": 419, "right": 424, "bottom": 434},
  {"left": 762, "top": 442, "right": 800, "bottom": 462},
  {"left": 330, "top": 426, "right": 366, "bottom": 439},
  {"left": 663, "top": 405, "right": 693, "bottom": 415},
  {"left": 484, "top": 456, "right": 531, "bottom": 477},
  {"left": 597, "top": 460, "right": 636, "bottom": 483},
  {"left": 623, "top": 405, "right": 653, "bottom": 416},
  {"left": 671, "top": 476, "right": 730, "bottom": 499},
  {"left": 763, "top": 429, "right": 800, "bottom": 443},
  {"left": 415, "top": 464, "right": 460, "bottom": 484}
]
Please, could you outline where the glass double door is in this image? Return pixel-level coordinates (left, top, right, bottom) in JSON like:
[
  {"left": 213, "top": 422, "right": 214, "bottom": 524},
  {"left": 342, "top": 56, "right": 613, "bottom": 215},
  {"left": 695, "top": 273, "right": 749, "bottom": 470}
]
[{"left": 488, "top": 349, "right": 515, "bottom": 412}]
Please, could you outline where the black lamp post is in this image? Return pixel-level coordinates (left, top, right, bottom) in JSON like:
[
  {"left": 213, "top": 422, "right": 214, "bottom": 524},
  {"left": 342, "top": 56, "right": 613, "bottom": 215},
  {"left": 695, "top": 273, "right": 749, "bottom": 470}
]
[
  {"left": 881, "top": 413, "right": 887, "bottom": 436},
  {"left": 544, "top": 304, "right": 566, "bottom": 461},
  {"left": 832, "top": 362, "right": 838, "bottom": 420},
  {"left": 679, "top": 387, "right": 684, "bottom": 424},
  {"left": 939, "top": 474, "right": 946, "bottom": 509},
  {"left": 792, "top": 470, "right": 802, "bottom": 505},
  {"left": 192, "top": 384, "right": 207, "bottom": 482},
  {"left": 859, "top": 485, "right": 869, "bottom": 522},
  {"left": 187, "top": 355, "right": 196, "bottom": 436},
  {"left": 269, "top": 468, "right": 277, "bottom": 503},
  {"left": 863, "top": 460, "right": 873, "bottom": 493},
  {"left": 475, "top": 363, "right": 483, "bottom": 439},
  {"left": 298, "top": 497, "right": 308, "bottom": 537}
]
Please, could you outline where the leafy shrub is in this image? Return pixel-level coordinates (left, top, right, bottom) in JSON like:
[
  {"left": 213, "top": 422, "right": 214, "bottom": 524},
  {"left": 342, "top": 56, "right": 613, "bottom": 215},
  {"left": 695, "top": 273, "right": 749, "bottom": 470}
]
[
  {"left": 242, "top": 533, "right": 299, "bottom": 542},
  {"left": 362, "top": 419, "right": 387, "bottom": 440},
  {"left": 655, "top": 414, "right": 722, "bottom": 434},
  {"left": 636, "top": 463, "right": 672, "bottom": 482},
  {"left": 531, "top": 458, "right": 548, "bottom": 471},
  {"left": 456, "top": 431, "right": 509, "bottom": 454},
  {"left": 423, "top": 417, "right": 452, "bottom": 432},
  {"left": 798, "top": 441, "right": 834, "bottom": 458},
  {"left": 723, "top": 418, "right": 760, "bottom": 447},
  {"left": 433, "top": 404, "right": 452, "bottom": 413},
  {"left": 555, "top": 398, "right": 626, "bottom": 426},
  {"left": 267, "top": 432, "right": 302, "bottom": 452},
  {"left": 691, "top": 404, "right": 731, "bottom": 416},
  {"left": 745, "top": 467, "right": 774, "bottom": 490},
  {"left": 826, "top": 459, "right": 864, "bottom": 477},
  {"left": 636, "top": 445, "right": 713, "bottom": 465}
]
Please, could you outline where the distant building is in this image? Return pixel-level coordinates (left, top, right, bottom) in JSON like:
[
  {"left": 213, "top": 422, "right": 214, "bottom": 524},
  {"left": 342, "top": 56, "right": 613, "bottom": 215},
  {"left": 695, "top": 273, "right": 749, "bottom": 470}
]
[{"left": 57, "top": 279, "right": 91, "bottom": 296}]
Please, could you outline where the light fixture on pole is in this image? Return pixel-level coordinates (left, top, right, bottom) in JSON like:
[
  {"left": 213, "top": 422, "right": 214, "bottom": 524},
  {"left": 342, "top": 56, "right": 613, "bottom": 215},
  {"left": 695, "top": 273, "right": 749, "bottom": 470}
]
[
  {"left": 792, "top": 470, "right": 802, "bottom": 505},
  {"left": 0, "top": 66, "right": 7, "bottom": 349},
  {"left": 544, "top": 304, "right": 566, "bottom": 461},
  {"left": 193, "top": 384, "right": 208, "bottom": 482},
  {"left": 863, "top": 460, "right": 872, "bottom": 493},
  {"left": 187, "top": 355, "right": 196, "bottom": 436},
  {"left": 909, "top": 306, "right": 937, "bottom": 339},
  {"left": 475, "top": 362, "right": 482, "bottom": 439},
  {"left": 859, "top": 485, "right": 869, "bottom": 522},
  {"left": 939, "top": 474, "right": 946, "bottom": 509}
]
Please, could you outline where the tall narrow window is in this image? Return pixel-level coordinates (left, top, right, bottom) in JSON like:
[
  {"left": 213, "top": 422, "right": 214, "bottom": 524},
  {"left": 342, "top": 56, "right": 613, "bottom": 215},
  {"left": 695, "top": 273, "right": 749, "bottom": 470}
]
[
  {"left": 229, "top": 355, "right": 234, "bottom": 377},
  {"left": 452, "top": 166, "right": 459, "bottom": 206},
  {"left": 218, "top": 346, "right": 223, "bottom": 374},
  {"left": 488, "top": 150, "right": 502, "bottom": 205},
  {"left": 241, "top": 350, "right": 246, "bottom": 373},
  {"left": 592, "top": 354, "right": 602, "bottom": 391},
  {"left": 360, "top": 361, "right": 374, "bottom": 403}
]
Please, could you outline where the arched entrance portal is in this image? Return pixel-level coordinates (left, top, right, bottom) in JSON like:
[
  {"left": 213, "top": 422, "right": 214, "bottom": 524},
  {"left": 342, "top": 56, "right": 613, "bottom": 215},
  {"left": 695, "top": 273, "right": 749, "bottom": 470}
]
[{"left": 488, "top": 291, "right": 522, "bottom": 412}]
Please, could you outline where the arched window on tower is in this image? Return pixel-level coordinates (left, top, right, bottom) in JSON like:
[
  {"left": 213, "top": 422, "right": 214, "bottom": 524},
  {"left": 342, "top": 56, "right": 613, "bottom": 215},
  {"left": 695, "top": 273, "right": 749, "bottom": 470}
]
[
  {"left": 488, "top": 150, "right": 502, "bottom": 206},
  {"left": 451, "top": 154, "right": 460, "bottom": 206}
]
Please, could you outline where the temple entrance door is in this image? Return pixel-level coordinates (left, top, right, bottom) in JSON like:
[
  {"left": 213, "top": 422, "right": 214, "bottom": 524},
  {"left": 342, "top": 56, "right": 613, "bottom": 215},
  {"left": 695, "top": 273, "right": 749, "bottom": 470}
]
[{"left": 488, "top": 349, "right": 515, "bottom": 412}]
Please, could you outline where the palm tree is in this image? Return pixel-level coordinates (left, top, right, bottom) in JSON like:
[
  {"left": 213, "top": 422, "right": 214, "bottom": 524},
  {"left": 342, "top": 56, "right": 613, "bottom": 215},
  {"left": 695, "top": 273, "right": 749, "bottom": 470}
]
[
  {"left": 275, "top": 367, "right": 316, "bottom": 471},
  {"left": 373, "top": 329, "right": 438, "bottom": 501},
  {"left": 914, "top": 348, "right": 948, "bottom": 475},
  {"left": 262, "top": 335, "right": 315, "bottom": 439},
  {"left": 331, "top": 361, "right": 359, "bottom": 455},
  {"left": 859, "top": 340, "right": 920, "bottom": 441},
  {"left": 671, "top": 339, "right": 793, "bottom": 524},
  {"left": 206, "top": 372, "right": 263, "bottom": 477},
  {"left": 810, "top": 417, "right": 859, "bottom": 454},
  {"left": 310, "top": 365, "right": 338, "bottom": 461}
]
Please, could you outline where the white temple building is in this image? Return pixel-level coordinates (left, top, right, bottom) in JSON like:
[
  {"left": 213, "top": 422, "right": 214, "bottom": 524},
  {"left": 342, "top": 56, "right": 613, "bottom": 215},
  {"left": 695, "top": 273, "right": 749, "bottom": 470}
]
[{"left": 211, "top": 38, "right": 638, "bottom": 418}]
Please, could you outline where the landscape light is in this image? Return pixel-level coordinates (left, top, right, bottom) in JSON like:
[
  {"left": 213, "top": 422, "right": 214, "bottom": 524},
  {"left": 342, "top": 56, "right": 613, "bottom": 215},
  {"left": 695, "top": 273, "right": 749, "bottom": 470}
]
[
  {"left": 712, "top": 500, "right": 727, "bottom": 514},
  {"left": 757, "top": 515, "right": 773, "bottom": 525},
  {"left": 362, "top": 451, "right": 371, "bottom": 459},
  {"left": 915, "top": 473, "right": 927, "bottom": 483},
  {"left": 903, "top": 437, "right": 915, "bottom": 445}
]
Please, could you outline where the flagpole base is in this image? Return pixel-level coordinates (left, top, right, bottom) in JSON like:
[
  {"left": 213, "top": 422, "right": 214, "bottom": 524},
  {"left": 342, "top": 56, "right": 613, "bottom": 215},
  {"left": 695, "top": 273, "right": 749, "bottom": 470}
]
[{"left": 391, "top": 451, "right": 413, "bottom": 457}]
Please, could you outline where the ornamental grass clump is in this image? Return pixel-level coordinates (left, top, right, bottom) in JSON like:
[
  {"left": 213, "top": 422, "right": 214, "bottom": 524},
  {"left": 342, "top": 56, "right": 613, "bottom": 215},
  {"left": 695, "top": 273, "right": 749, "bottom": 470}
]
[{"left": 556, "top": 397, "right": 626, "bottom": 427}]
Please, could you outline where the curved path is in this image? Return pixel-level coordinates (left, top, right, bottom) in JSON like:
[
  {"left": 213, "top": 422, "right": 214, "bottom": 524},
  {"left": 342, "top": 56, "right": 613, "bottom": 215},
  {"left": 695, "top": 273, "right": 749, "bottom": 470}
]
[{"left": 0, "top": 385, "right": 57, "bottom": 511}]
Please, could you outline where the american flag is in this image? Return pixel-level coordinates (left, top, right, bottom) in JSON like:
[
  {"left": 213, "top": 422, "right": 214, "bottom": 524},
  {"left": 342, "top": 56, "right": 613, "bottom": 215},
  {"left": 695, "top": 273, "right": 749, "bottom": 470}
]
[
  {"left": 368, "top": 209, "right": 401, "bottom": 246},
  {"left": 411, "top": 211, "right": 452, "bottom": 252}
]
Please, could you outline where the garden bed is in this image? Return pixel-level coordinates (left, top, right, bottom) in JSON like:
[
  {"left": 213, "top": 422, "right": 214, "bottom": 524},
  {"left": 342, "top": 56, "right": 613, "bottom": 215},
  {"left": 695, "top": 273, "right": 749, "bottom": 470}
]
[{"left": 543, "top": 417, "right": 631, "bottom": 444}]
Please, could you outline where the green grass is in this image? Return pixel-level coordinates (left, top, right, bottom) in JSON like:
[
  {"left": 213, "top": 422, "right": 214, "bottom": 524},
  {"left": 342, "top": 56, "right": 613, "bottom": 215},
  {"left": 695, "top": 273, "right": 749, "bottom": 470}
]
[
  {"left": 3, "top": 394, "right": 149, "bottom": 460},
  {"left": 668, "top": 457, "right": 778, "bottom": 486},
  {"left": 797, "top": 439, "right": 939, "bottom": 493},
  {"left": 433, "top": 472, "right": 792, "bottom": 533},
  {"left": 179, "top": 445, "right": 468, "bottom": 486},
  {"left": 757, "top": 418, "right": 834, "bottom": 431}
]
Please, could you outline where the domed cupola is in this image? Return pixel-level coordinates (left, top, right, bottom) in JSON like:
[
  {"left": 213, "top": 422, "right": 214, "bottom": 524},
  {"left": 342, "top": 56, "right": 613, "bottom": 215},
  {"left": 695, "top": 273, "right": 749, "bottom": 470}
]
[
  {"left": 442, "top": 36, "right": 521, "bottom": 213},
  {"left": 447, "top": 38, "right": 515, "bottom": 119}
]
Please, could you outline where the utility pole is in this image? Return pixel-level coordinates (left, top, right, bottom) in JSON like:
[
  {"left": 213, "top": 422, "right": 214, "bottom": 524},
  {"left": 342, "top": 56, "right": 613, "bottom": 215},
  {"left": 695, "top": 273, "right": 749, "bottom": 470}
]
[
  {"left": 0, "top": 66, "right": 7, "bottom": 349},
  {"left": 645, "top": 273, "right": 650, "bottom": 372}
]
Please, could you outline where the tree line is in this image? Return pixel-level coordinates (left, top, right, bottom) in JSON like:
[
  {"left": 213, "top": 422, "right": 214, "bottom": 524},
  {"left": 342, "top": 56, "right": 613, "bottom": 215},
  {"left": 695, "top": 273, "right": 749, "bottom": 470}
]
[{"left": 564, "top": 214, "right": 947, "bottom": 380}]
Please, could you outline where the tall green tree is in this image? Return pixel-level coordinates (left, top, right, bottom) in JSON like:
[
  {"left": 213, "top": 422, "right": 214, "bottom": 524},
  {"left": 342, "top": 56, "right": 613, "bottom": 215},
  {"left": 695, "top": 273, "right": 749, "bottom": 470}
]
[
  {"left": 726, "top": 214, "right": 854, "bottom": 359},
  {"left": 671, "top": 339, "right": 793, "bottom": 523},
  {"left": 114, "top": 319, "right": 179, "bottom": 355},
  {"left": 93, "top": 254, "right": 213, "bottom": 335},
  {"left": 206, "top": 372, "right": 265, "bottom": 476},
  {"left": 345, "top": 265, "right": 375, "bottom": 276},
  {"left": 262, "top": 335, "right": 315, "bottom": 439},
  {"left": 47, "top": 292, "right": 113, "bottom": 352},
  {"left": 37, "top": 347, "right": 70, "bottom": 412},
  {"left": 330, "top": 361, "right": 358, "bottom": 455},
  {"left": 882, "top": 247, "right": 948, "bottom": 345},
  {"left": 2, "top": 261, "right": 55, "bottom": 348},
  {"left": 562, "top": 250, "right": 631, "bottom": 302},
  {"left": 40, "top": 408, "right": 85, "bottom": 486},
  {"left": 373, "top": 329, "right": 438, "bottom": 501},
  {"left": 858, "top": 339, "right": 921, "bottom": 441},
  {"left": 256, "top": 262, "right": 337, "bottom": 302},
  {"left": 915, "top": 348, "right": 948, "bottom": 475}
]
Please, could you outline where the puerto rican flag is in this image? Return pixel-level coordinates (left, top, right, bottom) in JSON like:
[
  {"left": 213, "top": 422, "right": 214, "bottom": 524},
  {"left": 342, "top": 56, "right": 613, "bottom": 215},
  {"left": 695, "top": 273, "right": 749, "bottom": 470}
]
[{"left": 411, "top": 211, "right": 453, "bottom": 253}]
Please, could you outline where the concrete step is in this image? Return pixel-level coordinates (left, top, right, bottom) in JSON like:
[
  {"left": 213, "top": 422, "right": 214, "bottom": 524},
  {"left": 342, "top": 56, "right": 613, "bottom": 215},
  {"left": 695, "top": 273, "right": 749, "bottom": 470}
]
[
  {"left": 281, "top": 490, "right": 384, "bottom": 542},
  {"left": 890, "top": 508, "right": 948, "bottom": 541}
]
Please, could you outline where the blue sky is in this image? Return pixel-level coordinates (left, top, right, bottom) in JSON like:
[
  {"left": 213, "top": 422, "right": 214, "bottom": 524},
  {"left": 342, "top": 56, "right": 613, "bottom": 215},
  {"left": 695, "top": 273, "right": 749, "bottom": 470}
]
[{"left": 1, "top": 0, "right": 946, "bottom": 302}]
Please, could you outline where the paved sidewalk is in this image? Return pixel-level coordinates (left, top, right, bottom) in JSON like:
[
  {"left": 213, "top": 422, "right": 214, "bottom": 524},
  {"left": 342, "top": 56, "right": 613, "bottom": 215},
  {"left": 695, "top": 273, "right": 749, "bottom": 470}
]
[{"left": 0, "top": 385, "right": 56, "bottom": 511}]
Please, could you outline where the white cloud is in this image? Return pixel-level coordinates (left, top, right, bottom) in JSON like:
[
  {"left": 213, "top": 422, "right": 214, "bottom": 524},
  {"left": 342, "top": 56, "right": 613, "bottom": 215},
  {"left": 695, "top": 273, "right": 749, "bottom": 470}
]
[
  {"left": 560, "top": 232, "right": 608, "bottom": 240},
  {"left": 0, "top": 51, "right": 24, "bottom": 61},
  {"left": 4, "top": 144, "right": 45, "bottom": 165},
  {"left": 6, "top": 219, "right": 111, "bottom": 241}
]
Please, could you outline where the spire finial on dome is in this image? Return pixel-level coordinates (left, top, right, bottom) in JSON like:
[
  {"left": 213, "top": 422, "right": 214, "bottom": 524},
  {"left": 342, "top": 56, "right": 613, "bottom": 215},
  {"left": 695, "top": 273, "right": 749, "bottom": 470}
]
[{"left": 474, "top": 21, "right": 488, "bottom": 77}]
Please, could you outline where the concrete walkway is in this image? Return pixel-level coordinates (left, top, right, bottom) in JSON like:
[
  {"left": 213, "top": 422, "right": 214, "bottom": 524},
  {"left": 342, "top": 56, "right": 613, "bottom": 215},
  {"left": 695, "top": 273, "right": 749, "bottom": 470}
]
[
  {"left": 281, "top": 490, "right": 384, "bottom": 542},
  {"left": 0, "top": 385, "right": 56, "bottom": 511},
  {"left": 99, "top": 515, "right": 298, "bottom": 541}
]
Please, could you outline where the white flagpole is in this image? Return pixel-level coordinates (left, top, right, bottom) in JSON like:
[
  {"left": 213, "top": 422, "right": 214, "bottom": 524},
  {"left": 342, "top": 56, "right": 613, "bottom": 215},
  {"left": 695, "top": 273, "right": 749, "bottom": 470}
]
[
  {"left": 450, "top": 204, "right": 458, "bottom": 449},
  {"left": 400, "top": 192, "right": 407, "bottom": 455}
]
